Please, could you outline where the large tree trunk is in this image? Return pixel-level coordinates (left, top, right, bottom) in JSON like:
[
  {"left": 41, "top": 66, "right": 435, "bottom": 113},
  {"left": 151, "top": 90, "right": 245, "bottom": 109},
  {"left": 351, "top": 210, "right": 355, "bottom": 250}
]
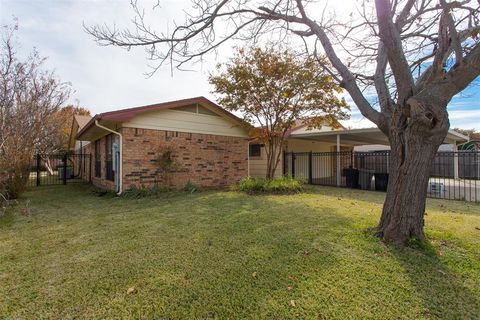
[{"left": 377, "top": 100, "right": 449, "bottom": 245}]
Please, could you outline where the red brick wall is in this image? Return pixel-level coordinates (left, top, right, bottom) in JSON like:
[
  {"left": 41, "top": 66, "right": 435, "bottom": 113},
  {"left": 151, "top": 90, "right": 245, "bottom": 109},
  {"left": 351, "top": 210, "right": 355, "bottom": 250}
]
[{"left": 121, "top": 127, "right": 248, "bottom": 190}]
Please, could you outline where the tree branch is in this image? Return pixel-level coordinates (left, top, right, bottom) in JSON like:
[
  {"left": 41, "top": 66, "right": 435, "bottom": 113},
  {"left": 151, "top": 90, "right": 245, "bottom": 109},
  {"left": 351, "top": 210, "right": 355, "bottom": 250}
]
[{"left": 375, "top": 0, "right": 415, "bottom": 104}]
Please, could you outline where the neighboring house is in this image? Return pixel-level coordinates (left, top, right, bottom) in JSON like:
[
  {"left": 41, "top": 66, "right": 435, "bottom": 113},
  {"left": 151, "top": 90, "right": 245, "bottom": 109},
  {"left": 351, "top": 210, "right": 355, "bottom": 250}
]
[
  {"left": 69, "top": 114, "right": 93, "bottom": 151},
  {"left": 70, "top": 97, "right": 250, "bottom": 193}
]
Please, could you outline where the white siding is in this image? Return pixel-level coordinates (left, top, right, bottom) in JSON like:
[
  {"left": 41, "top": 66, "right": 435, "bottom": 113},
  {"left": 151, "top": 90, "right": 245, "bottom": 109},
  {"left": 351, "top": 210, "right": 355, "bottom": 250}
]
[
  {"left": 122, "top": 108, "right": 248, "bottom": 137},
  {"left": 285, "top": 139, "right": 336, "bottom": 180},
  {"left": 249, "top": 146, "right": 283, "bottom": 178},
  {"left": 287, "top": 138, "right": 333, "bottom": 152}
]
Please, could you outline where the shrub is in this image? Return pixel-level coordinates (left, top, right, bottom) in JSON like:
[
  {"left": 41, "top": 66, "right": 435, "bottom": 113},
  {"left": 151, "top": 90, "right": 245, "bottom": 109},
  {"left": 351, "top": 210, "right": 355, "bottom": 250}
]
[
  {"left": 122, "top": 185, "right": 158, "bottom": 198},
  {"left": 121, "top": 184, "right": 178, "bottom": 198},
  {"left": 3, "top": 167, "right": 30, "bottom": 200},
  {"left": 154, "top": 146, "right": 180, "bottom": 186},
  {"left": 184, "top": 180, "right": 198, "bottom": 193},
  {"left": 233, "top": 176, "right": 303, "bottom": 194}
]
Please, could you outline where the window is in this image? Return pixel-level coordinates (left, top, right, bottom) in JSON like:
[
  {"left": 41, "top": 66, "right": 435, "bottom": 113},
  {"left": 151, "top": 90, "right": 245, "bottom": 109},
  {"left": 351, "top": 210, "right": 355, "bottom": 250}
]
[
  {"left": 105, "top": 134, "right": 114, "bottom": 181},
  {"left": 249, "top": 144, "right": 262, "bottom": 157},
  {"left": 95, "top": 140, "right": 101, "bottom": 178}
]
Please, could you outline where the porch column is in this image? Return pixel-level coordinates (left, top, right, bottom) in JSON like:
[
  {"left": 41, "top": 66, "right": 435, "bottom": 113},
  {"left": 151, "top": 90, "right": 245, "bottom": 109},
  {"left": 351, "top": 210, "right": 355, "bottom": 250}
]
[
  {"left": 453, "top": 142, "right": 459, "bottom": 180},
  {"left": 337, "top": 134, "right": 341, "bottom": 186}
]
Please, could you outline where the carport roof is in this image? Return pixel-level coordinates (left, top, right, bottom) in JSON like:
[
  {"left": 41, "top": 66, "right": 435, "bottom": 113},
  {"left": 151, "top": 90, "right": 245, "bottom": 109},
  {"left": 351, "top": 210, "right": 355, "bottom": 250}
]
[{"left": 290, "top": 127, "right": 469, "bottom": 146}]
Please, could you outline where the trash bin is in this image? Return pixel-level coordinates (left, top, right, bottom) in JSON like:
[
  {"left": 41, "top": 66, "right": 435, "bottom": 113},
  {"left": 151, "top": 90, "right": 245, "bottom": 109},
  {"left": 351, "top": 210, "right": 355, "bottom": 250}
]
[
  {"left": 374, "top": 173, "right": 389, "bottom": 191},
  {"left": 359, "top": 169, "right": 375, "bottom": 190},
  {"left": 58, "top": 167, "right": 73, "bottom": 180},
  {"left": 342, "top": 167, "right": 359, "bottom": 188}
]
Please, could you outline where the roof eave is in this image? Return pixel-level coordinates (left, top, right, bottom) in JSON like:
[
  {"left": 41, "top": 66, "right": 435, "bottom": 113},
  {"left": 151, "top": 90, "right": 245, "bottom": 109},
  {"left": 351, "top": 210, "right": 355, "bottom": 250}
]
[{"left": 75, "top": 96, "right": 250, "bottom": 140}]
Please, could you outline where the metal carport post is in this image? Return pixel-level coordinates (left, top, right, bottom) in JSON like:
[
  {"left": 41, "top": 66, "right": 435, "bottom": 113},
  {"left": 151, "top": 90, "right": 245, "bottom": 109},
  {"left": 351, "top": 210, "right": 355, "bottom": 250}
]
[{"left": 337, "top": 134, "right": 341, "bottom": 186}]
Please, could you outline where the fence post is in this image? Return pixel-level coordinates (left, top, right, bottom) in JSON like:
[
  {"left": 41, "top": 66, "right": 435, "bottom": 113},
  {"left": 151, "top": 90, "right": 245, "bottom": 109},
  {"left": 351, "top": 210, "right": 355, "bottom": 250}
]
[
  {"left": 453, "top": 146, "right": 459, "bottom": 180},
  {"left": 63, "top": 154, "right": 67, "bottom": 185},
  {"left": 283, "top": 151, "right": 286, "bottom": 176},
  {"left": 89, "top": 154, "right": 92, "bottom": 182},
  {"left": 308, "top": 151, "right": 313, "bottom": 184},
  {"left": 291, "top": 153, "right": 296, "bottom": 178},
  {"left": 36, "top": 153, "right": 41, "bottom": 187}
]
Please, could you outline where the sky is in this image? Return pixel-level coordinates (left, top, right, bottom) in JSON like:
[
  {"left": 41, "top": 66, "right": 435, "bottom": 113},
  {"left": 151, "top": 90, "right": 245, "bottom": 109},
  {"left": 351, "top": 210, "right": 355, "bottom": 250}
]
[{"left": 1, "top": 0, "right": 479, "bottom": 130}]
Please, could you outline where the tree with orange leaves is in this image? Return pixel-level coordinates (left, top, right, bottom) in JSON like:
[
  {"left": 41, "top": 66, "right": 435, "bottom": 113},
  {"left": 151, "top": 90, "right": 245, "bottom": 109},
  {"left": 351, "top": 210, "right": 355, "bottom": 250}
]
[{"left": 209, "top": 46, "right": 349, "bottom": 179}]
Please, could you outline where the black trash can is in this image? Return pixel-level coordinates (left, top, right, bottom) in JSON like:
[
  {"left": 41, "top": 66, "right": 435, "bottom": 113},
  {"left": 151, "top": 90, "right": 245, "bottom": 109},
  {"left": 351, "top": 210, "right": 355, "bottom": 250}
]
[
  {"left": 343, "top": 167, "right": 359, "bottom": 189},
  {"left": 374, "top": 173, "right": 389, "bottom": 191}
]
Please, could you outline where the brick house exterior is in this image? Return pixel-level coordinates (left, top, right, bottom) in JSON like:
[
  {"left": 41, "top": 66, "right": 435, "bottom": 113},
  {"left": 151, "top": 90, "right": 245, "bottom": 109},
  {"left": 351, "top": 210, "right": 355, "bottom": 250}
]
[
  {"left": 121, "top": 128, "right": 247, "bottom": 189},
  {"left": 71, "top": 97, "right": 250, "bottom": 193}
]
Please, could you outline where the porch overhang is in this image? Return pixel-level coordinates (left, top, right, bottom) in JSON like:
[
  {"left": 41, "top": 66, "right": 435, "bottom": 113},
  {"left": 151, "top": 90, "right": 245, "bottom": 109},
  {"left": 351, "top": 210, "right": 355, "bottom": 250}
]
[
  {"left": 76, "top": 119, "right": 119, "bottom": 142},
  {"left": 289, "top": 127, "right": 469, "bottom": 146}
]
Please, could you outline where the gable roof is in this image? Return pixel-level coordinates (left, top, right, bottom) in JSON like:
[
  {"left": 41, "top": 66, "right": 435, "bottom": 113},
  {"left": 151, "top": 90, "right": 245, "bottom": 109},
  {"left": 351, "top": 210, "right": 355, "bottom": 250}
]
[
  {"left": 69, "top": 114, "right": 93, "bottom": 149},
  {"left": 74, "top": 115, "right": 92, "bottom": 130},
  {"left": 76, "top": 96, "right": 245, "bottom": 139}
]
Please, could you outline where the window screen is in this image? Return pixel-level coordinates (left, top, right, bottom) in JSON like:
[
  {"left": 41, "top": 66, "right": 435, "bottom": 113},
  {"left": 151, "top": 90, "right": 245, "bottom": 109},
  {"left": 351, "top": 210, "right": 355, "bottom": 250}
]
[
  {"left": 95, "top": 140, "right": 101, "bottom": 178},
  {"left": 249, "top": 144, "right": 262, "bottom": 157}
]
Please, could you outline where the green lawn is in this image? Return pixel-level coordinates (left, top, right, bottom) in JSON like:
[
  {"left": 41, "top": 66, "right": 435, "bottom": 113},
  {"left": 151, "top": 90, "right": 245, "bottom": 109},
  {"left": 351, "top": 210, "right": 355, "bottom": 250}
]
[{"left": 1, "top": 184, "right": 479, "bottom": 319}]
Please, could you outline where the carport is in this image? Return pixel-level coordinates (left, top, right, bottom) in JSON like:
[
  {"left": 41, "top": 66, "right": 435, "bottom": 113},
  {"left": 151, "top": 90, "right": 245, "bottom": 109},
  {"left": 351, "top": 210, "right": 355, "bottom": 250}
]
[{"left": 288, "top": 127, "right": 469, "bottom": 186}]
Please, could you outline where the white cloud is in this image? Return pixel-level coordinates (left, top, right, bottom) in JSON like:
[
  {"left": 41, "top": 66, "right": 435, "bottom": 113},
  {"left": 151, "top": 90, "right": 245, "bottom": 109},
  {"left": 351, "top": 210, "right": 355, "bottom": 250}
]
[{"left": 1, "top": 0, "right": 216, "bottom": 114}]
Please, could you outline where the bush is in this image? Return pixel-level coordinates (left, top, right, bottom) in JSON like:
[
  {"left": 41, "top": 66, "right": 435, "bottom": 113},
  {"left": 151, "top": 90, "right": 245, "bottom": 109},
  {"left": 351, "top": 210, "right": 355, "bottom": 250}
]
[
  {"left": 122, "top": 185, "right": 163, "bottom": 198},
  {"left": 184, "top": 180, "right": 198, "bottom": 193},
  {"left": 233, "top": 176, "right": 304, "bottom": 194},
  {"left": 3, "top": 168, "right": 30, "bottom": 200}
]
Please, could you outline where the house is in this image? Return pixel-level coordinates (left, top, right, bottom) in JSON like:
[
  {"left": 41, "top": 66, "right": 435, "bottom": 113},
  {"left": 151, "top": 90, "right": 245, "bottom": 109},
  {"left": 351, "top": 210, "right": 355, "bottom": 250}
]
[
  {"left": 70, "top": 97, "right": 250, "bottom": 194},
  {"left": 70, "top": 96, "right": 470, "bottom": 194}
]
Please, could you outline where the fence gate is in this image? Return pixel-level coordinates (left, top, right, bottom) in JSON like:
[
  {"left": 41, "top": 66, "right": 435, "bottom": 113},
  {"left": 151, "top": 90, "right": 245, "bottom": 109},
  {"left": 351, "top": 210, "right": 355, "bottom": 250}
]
[{"left": 28, "top": 153, "right": 91, "bottom": 187}]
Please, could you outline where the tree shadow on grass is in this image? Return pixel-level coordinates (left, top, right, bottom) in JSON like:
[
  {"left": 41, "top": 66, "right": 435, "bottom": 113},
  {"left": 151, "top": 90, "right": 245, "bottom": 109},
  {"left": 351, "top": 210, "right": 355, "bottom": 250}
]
[
  {"left": 308, "top": 185, "right": 480, "bottom": 317},
  {"left": 388, "top": 241, "right": 480, "bottom": 319},
  {"left": 5, "top": 185, "right": 478, "bottom": 319}
]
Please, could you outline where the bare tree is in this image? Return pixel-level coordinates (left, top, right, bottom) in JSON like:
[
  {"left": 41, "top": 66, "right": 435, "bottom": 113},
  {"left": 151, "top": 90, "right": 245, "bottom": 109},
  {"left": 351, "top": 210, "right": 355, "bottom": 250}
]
[
  {"left": 87, "top": 0, "right": 480, "bottom": 245},
  {"left": 0, "top": 23, "right": 71, "bottom": 198}
]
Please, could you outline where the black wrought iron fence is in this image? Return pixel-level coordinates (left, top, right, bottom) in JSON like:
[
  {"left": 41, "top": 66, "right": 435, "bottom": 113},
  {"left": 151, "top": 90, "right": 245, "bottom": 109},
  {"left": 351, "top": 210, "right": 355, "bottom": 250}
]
[
  {"left": 284, "top": 150, "right": 480, "bottom": 202},
  {"left": 284, "top": 151, "right": 354, "bottom": 186},
  {"left": 27, "top": 153, "right": 92, "bottom": 187}
]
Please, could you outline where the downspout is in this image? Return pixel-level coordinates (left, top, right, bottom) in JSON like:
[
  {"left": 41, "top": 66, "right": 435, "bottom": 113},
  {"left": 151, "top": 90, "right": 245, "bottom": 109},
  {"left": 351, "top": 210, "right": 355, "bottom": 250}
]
[
  {"left": 94, "top": 120, "right": 123, "bottom": 195},
  {"left": 247, "top": 141, "right": 250, "bottom": 177}
]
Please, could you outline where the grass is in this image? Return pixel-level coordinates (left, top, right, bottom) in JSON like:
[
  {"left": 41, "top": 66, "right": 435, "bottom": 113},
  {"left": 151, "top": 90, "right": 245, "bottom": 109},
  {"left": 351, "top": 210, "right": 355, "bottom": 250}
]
[{"left": 0, "top": 184, "right": 479, "bottom": 319}]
